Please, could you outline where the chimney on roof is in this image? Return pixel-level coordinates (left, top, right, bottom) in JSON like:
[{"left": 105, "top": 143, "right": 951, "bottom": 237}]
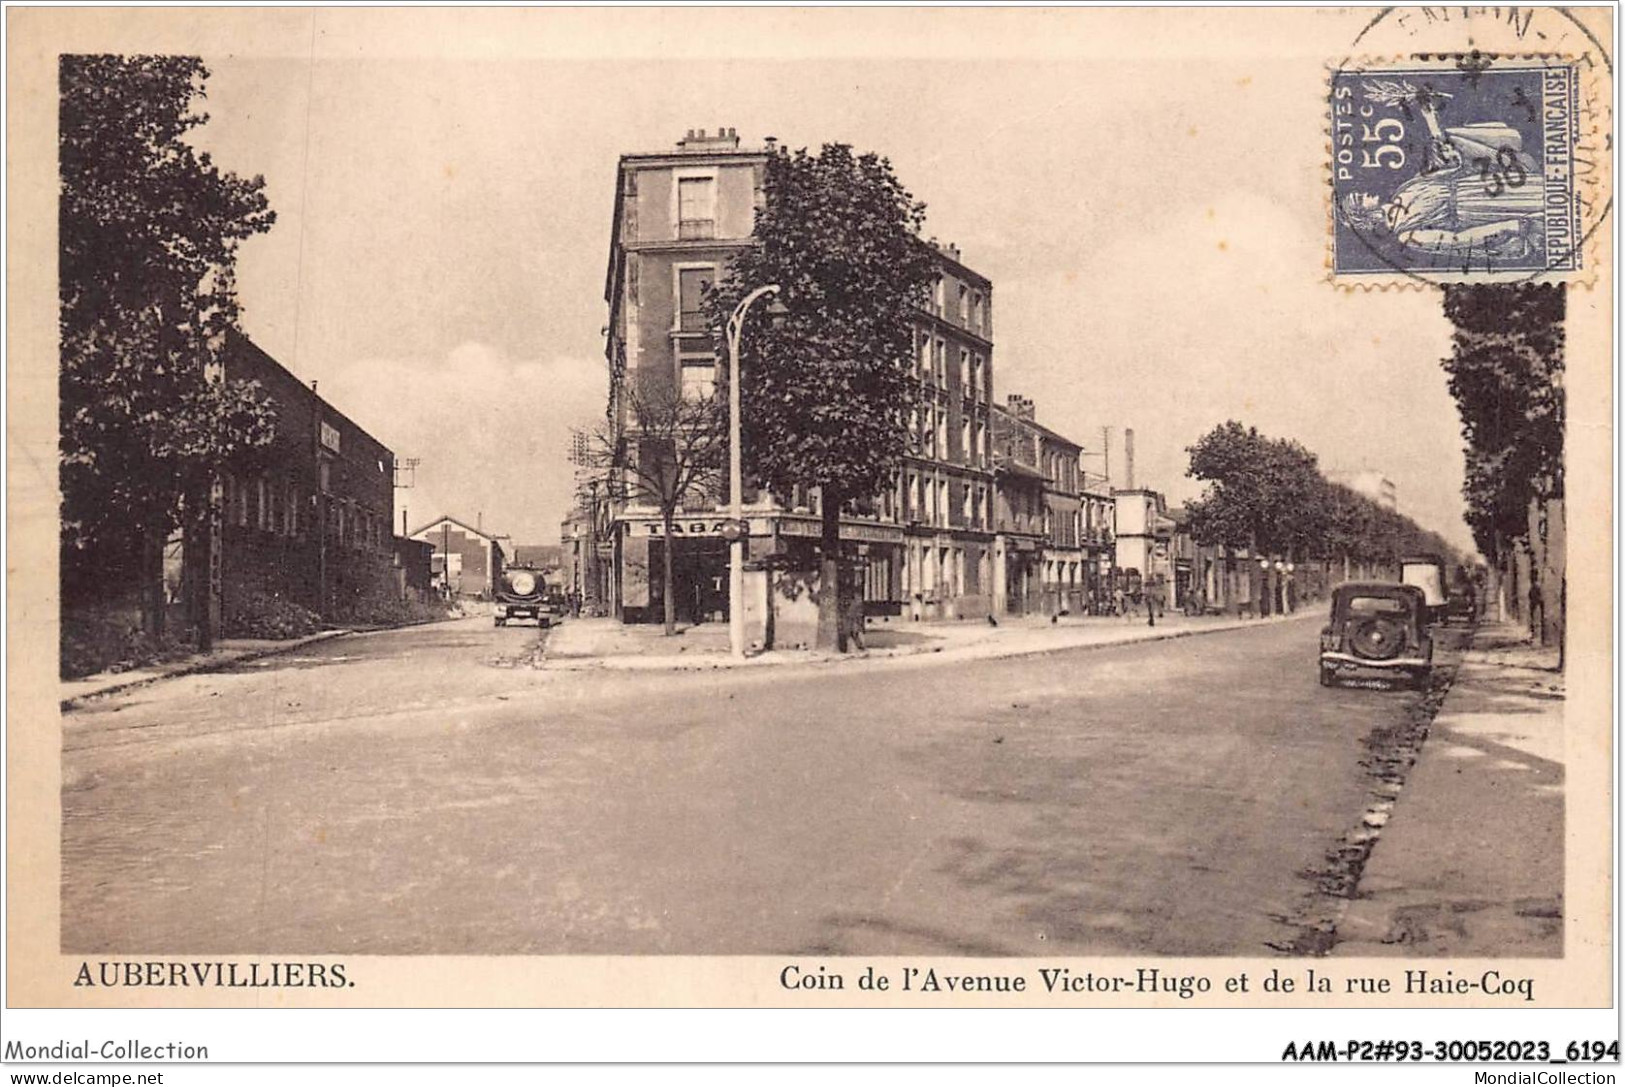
[
  {"left": 944, "top": 242, "right": 962, "bottom": 263},
  {"left": 1006, "top": 394, "right": 1035, "bottom": 422},
  {"left": 677, "top": 127, "right": 743, "bottom": 152},
  {"left": 1124, "top": 428, "right": 1136, "bottom": 489}
]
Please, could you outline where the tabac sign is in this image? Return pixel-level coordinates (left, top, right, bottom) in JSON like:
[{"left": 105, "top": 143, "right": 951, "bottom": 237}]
[
  {"left": 319, "top": 421, "right": 342, "bottom": 453},
  {"left": 632, "top": 518, "right": 733, "bottom": 538}
]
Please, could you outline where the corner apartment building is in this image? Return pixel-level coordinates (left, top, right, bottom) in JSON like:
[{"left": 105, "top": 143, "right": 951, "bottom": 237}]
[
  {"left": 601, "top": 127, "right": 776, "bottom": 623},
  {"left": 598, "top": 128, "right": 999, "bottom": 628}
]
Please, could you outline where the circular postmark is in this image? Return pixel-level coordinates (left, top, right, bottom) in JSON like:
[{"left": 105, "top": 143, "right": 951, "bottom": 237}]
[{"left": 1329, "top": 7, "right": 1612, "bottom": 287}]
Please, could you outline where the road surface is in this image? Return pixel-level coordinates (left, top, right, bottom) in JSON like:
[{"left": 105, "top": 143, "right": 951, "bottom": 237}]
[{"left": 62, "top": 613, "right": 1431, "bottom": 956}]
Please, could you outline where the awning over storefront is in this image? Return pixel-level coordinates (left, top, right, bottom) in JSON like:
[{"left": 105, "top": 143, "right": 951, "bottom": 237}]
[{"left": 777, "top": 516, "right": 905, "bottom": 545}]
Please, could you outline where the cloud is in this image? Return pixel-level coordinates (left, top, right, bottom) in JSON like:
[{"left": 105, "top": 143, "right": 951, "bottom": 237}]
[{"left": 320, "top": 342, "right": 606, "bottom": 544}]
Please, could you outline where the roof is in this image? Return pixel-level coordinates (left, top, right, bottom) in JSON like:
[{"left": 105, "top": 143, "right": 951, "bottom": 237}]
[
  {"left": 408, "top": 515, "right": 498, "bottom": 542},
  {"left": 1333, "top": 581, "right": 1426, "bottom": 598},
  {"left": 995, "top": 458, "right": 1046, "bottom": 481},
  {"left": 510, "top": 544, "right": 564, "bottom": 568}
]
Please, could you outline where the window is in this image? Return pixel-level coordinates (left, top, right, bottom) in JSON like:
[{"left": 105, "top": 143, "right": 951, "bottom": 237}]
[
  {"left": 959, "top": 347, "right": 971, "bottom": 394},
  {"left": 936, "top": 411, "right": 947, "bottom": 461},
  {"left": 960, "top": 417, "right": 971, "bottom": 464},
  {"left": 918, "top": 331, "right": 931, "bottom": 379},
  {"left": 677, "top": 266, "right": 714, "bottom": 331},
  {"left": 677, "top": 175, "right": 716, "bottom": 239},
  {"left": 680, "top": 360, "right": 716, "bottom": 400},
  {"left": 931, "top": 277, "right": 944, "bottom": 315},
  {"left": 319, "top": 459, "right": 332, "bottom": 495},
  {"left": 958, "top": 283, "right": 969, "bottom": 323},
  {"left": 933, "top": 338, "right": 945, "bottom": 388}
]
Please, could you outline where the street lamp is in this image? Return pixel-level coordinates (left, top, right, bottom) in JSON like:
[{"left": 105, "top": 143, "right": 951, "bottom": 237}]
[
  {"left": 727, "top": 284, "right": 781, "bottom": 660},
  {"left": 1258, "top": 556, "right": 1271, "bottom": 618}
]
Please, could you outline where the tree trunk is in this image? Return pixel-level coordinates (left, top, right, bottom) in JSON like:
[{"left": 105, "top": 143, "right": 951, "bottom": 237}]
[
  {"left": 182, "top": 485, "right": 212, "bottom": 652},
  {"left": 660, "top": 508, "right": 677, "bottom": 637},
  {"left": 140, "top": 520, "right": 166, "bottom": 639},
  {"left": 816, "top": 487, "right": 846, "bottom": 652}
]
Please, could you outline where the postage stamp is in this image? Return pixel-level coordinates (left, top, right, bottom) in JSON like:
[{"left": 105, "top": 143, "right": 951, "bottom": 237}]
[{"left": 1330, "top": 58, "right": 1584, "bottom": 282}]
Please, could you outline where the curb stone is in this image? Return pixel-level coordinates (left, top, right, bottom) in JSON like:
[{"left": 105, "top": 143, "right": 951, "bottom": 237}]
[
  {"left": 59, "top": 629, "right": 352, "bottom": 711},
  {"left": 541, "top": 612, "right": 1314, "bottom": 673}
]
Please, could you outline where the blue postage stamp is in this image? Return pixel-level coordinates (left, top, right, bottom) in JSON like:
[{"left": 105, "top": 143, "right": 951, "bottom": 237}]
[{"left": 1330, "top": 59, "right": 1583, "bottom": 280}]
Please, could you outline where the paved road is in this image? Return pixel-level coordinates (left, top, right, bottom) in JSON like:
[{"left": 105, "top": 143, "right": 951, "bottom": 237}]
[{"left": 62, "top": 613, "right": 1428, "bottom": 956}]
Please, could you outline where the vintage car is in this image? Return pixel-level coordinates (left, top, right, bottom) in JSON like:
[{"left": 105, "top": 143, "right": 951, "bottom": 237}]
[
  {"left": 493, "top": 566, "right": 564, "bottom": 628},
  {"left": 1318, "top": 581, "right": 1433, "bottom": 689}
]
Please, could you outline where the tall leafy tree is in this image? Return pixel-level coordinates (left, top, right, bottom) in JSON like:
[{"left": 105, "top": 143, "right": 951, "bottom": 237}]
[
  {"left": 59, "top": 55, "right": 277, "bottom": 639},
  {"left": 707, "top": 143, "right": 937, "bottom": 650}
]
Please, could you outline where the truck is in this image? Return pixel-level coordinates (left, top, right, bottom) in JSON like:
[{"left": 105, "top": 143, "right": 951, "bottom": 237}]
[
  {"left": 1399, "top": 554, "right": 1448, "bottom": 623},
  {"left": 493, "top": 564, "right": 566, "bottom": 628}
]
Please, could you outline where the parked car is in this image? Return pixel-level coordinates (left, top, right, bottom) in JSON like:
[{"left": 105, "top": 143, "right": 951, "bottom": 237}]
[
  {"left": 1444, "top": 586, "right": 1477, "bottom": 624},
  {"left": 493, "top": 566, "right": 565, "bottom": 628},
  {"left": 1318, "top": 581, "right": 1433, "bottom": 689}
]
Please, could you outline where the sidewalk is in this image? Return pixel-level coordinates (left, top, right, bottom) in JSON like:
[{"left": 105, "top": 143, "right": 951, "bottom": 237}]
[
  {"left": 543, "top": 608, "right": 1314, "bottom": 672},
  {"left": 1333, "top": 622, "right": 1565, "bottom": 957},
  {"left": 59, "top": 629, "right": 353, "bottom": 710}
]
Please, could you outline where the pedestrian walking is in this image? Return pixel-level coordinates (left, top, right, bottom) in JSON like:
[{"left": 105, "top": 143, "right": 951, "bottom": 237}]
[{"left": 1527, "top": 581, "right": 1545, "bottom": 644}]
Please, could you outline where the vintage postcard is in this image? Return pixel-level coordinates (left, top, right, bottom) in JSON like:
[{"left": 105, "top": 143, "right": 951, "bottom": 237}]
[{"left": 4, "top": 3, "right": 1616, "bottom": 1067}]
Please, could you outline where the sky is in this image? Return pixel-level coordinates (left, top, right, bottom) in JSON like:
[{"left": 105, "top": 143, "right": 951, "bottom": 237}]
[{"left": 184, "top": 9, "right": 1476, "bottom": 551}]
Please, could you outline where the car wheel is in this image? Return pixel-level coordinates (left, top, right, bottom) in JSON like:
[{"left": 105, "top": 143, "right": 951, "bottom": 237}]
[
  {"left": 1412, "top": 668, "right": 1431, "bottom": 691},
  {"left": 1319, "top": 663, "right": 1335, "bottom": 688}
]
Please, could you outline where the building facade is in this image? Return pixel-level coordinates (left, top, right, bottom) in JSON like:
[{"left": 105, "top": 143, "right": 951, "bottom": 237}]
[
  {"left": 991, "top": 396, "right": 1094, "bottom": 616},
  {"left": 409, "top": 515, "right": 504, "bottom": 599},
  {"left": 598, "top": 128, "right": 1000, "bottom": 634},
  {"left": 897, "top": 244, "right": 997, "bottom": 620},
  {"left": 204, "top": 334, "right": 398, "bottom": 633},
  {"left": 602, "top": 127, "right": 774, "bottom": 625}
]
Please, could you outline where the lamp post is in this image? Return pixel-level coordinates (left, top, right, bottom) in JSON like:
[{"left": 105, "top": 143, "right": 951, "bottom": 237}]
[
  {"left": 1258, "top": 556, "right": 1271, "bottom": 618},
  {"left": 727, "top": 284, "right": 780, "bottom": 660}
]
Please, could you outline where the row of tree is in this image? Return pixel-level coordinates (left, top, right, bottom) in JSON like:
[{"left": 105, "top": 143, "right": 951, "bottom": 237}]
[
  {"left": 60, "top": 55, "right": 277, "bottom": 649},
  {"left": 1183, "top": 421, "right": 1458, "bottom": 569},
  {"left": 1440, "top": 284, "right": 1564, "bottom": 644}
]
